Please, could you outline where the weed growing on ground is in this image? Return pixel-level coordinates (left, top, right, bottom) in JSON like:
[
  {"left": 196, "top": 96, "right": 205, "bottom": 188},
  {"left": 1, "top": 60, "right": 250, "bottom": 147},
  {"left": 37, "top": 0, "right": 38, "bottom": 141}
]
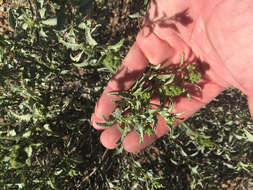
[
  {"left": 0, "top": 0, "right": 252, "bottom": 189},
  {"left": 0, "top": 0, "right": 124, "bottom": 189}
]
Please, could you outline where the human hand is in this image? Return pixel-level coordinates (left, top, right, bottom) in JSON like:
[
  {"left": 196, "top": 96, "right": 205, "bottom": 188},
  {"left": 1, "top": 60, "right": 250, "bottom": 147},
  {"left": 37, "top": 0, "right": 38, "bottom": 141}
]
[{"left": 91, "top": 0, "right": 253, "bottom": 152}]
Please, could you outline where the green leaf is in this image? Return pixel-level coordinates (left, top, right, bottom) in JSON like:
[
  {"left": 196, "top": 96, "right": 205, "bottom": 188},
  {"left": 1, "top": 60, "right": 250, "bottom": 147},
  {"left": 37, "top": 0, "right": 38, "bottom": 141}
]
[
  {"left": 108, "top": 39, "right": 125, "bottom": 52},
  {"left": 78, "top": 22, "right": 97, "bottom": 47},
  {"left": 38, "top": 0, "right": 45, "bottom": 8},
  {"left": 9, "top": 111, "right": 32, "bottom": 122},
  {"left": 102, "top": 52, "right": 121, "bottom": 73},
  {"left": 9, "top": 129, "right": 16, "bottom": 136},
  {"left": 10, "top": 159, "right": 25, "bottom": 169},
  {"left": 199, "top": 137, "right": 214, "bottom": 147},
  {"left": 96, "top": 115, "right": 116, "bottom": 127},
  {"left": 180, "top": 52, "right": 185, "bottom": 67},
  {"left": 243, "top": 129, "right": 253, "bottom": 142},
  {"left": 42, "top": 18, "right": 57, "bottom": 26},
  {"left": 44, "top": 124, "right": 53, "bottom": 132},
  {"left": 96, "top": 121, "right": 115, "bottom": 127},
  {"left": 189, "top": 165, "right": 199, "bottom": 175},
  {"left": 73, "top": 60, "right": 89, "bottom": 68},
  {"left": 39, "top": 28, "right": 47, "bottom": 38},
  {"left": 60, "top": 70, "right": 69, "bottom": 75},
  {"left": 24, "top": 146, "right": 33, "bottom": 158},
  {"left": 224, "top": 162, "right": 235, "bottom": 169},
  {"left": 134, "top": 124, "right": 144, "bottom": 143},
  {"left": 23, "top": 131, "right": 31, "bottom": 138},
  {"left": 180, "top": 147, "right": 188, "bottom": 157},
  {"left": 22, "top": 22, "right": 29, "bottom": 30},
  {"left": 128, "top": 13, "right": 141, "bottom": 19},
  {"left": 170, "top": 159, "right": 178, "bottom": 165},
  {"left": 70, "top": 50, "right": 84, "bottom": 62},
  {"left": 0, "top": 136, "right": 21, "bottom": 141},
  {"left": 39, "top": 8, "right": 46, "bottom": 18},
  {"left": 58, "top": 36, "right": 83, "bottom": 51},
  {"left": 48, "top": 177, "right": 59, "bottom": 190}
]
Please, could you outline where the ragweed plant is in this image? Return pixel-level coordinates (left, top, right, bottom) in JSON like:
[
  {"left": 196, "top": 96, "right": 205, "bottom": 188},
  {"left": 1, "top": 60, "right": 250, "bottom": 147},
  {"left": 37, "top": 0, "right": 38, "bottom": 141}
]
[{"left": 99, "top": 54, "right": 202, "bottom": 143}]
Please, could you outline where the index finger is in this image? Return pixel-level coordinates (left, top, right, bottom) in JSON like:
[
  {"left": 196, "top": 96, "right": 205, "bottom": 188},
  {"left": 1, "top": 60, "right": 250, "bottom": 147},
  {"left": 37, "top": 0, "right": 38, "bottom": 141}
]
[{"left": 91, "top": 28, "right": 175, "bottom": 129}]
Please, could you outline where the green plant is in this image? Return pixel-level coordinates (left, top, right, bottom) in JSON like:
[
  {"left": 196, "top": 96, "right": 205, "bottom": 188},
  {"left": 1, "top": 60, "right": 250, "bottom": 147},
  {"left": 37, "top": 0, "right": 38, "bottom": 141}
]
[
  {"left": 107, "top": 152, "right": 165, "bottom": 190},
  {"left": 98, "top": 53, "right": 202, "bottom": 143},
  {"left": 0, "top": 0, "right": 252, "bottom": 189},
  {"left": 0, "top": 0, "right": 125, "bottom": 189}
]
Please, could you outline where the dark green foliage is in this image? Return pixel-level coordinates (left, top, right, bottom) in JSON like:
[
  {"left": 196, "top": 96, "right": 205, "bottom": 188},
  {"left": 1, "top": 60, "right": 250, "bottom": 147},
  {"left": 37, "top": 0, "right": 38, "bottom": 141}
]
[
  {"left": 0, "top": 0, "right": 122, "bottom": 189},
  {"left": 99, "top": 56, "right": 202, "bottom": 143},
  {"left": 0, "top": 0, "right": 252, "bottom": 190}
]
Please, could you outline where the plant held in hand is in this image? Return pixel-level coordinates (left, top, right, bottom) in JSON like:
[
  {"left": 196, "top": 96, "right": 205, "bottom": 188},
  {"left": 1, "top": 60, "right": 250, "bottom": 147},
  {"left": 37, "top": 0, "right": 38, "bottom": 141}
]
[{"left": 98, "top": 53, "right": 202, "bottom": 143}]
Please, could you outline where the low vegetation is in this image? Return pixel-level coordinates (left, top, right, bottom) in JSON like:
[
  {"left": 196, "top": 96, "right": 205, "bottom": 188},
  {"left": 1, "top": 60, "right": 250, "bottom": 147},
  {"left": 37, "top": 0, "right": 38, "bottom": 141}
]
[{"left": 0, "top": 0, "right": 252, "bottom": 189}]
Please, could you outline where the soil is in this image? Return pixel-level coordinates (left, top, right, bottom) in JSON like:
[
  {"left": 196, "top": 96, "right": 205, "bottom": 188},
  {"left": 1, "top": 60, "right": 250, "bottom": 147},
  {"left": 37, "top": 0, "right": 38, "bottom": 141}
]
[
  {"left": 92, "top": 0, "right": 144, "bottom": 47},
  {"left": 0, "top": 0, "right": 12, "bottom": 34}
]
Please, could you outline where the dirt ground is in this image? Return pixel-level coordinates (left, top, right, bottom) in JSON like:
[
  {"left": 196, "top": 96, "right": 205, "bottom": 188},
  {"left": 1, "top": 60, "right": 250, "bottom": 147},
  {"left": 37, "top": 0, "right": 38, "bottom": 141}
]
[{"left": 0, "top": 0, "right": 13, "bottom": 34}]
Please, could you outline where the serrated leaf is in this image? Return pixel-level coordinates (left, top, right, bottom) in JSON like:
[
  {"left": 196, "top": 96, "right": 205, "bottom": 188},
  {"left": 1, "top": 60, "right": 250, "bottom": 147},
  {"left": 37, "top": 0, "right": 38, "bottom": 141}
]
[
  {"left": 134, "top": 124, "right": 144, "bottom": 143},
  {"left": 108, "top": 39, "right": 124, "bottom": 52},
  {"left": 58, "top": 36, "right": 83, "bottom": 51},
  {"left": 9, "top": 111, "right": 32, "bottom": 122},
  {"left": 96, "top": 121, "right": 115, "bottom": 127},
  {"left": 42, "top": 18, "right": 57, "bottom": 26},
  {"left": 117, "top": 124, "right": 131, "bottom": 143},
  {"left": 96, "top": 115, "right": 116, "bottom": 127},
  {"left": 78, "top": 22, "right": 97, "bottom": 47}
]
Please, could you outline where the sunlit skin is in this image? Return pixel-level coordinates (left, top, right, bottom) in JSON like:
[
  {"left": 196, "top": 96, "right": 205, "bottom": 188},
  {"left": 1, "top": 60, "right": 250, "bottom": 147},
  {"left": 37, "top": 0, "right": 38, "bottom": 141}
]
[{"left": 91, "top": 0, "right": 253, "bottom": 153}]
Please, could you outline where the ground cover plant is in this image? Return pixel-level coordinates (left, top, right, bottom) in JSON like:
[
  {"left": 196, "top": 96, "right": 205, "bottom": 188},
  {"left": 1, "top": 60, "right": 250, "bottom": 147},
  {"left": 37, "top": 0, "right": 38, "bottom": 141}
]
[{"left": 0, "top": 0, "right": 252, "bottom": 189}]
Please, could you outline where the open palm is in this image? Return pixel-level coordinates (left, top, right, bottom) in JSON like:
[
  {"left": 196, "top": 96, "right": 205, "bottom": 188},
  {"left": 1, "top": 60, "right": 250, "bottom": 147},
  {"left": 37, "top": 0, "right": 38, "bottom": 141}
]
[{"left": 91, "top": 0, "right": 253, "bottom": 152}]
